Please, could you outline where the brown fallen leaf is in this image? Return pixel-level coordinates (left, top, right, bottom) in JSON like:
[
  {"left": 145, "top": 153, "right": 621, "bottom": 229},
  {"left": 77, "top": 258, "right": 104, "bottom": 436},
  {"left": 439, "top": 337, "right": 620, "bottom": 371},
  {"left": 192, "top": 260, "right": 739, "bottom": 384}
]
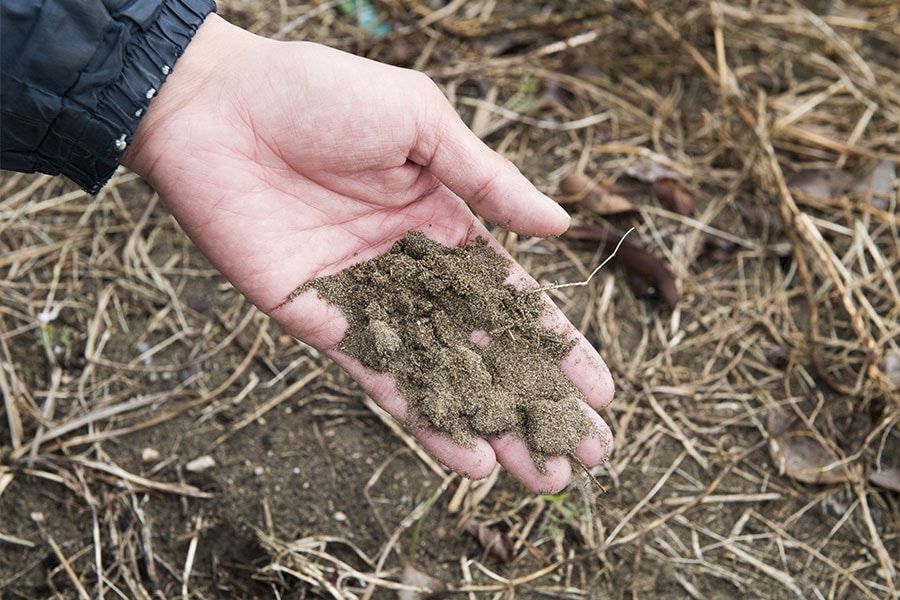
[
  {"left": 565, "top": 225, "right": 679, "bottom": 310},
  {"left": 869, "top": 469, "right": 900, "bottom": 493},
  {"left": 701, "top": 234, "right": 742, "bottom": 263},
  {"left": 652, "top": 177, "right": 695, "bottom": 216},
  {"left": 559, "top": 171, "right": 635, "bottom": 215},
  {"left": 464, "top": 518, "right": 515, "bottom": 564},
  {"left": 766, "top": 411, "right": 851, "bottom": 485},
  {"left": 623, "top": 161, "right": 695, "bottom": 216}
]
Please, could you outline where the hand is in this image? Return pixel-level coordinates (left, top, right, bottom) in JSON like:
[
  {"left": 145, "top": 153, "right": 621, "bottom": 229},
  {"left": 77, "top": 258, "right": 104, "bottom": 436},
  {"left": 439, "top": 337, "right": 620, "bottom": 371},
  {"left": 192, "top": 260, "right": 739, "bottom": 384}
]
[{"left": 122, "top": 14, "right": 614, "bottom": 493}]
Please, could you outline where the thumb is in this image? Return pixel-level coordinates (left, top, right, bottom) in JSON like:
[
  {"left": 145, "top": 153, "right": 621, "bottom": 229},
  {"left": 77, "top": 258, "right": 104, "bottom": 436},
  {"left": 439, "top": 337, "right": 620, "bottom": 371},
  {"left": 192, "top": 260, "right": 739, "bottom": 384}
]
[{"left": 411, "top": 90, "right": 571, "bottom": 237}]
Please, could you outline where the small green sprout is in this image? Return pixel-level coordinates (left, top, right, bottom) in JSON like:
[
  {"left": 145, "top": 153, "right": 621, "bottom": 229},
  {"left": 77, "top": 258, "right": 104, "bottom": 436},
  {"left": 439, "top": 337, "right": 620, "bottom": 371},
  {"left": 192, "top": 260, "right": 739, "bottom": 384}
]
[
  {"left": 506, "top": 73, "right": 545, "bottom": 114},
  {"left": 540, "top": 491, "right": 586, "bottom": 532},
  {"left": 36, "top": 324, "right": 75, "bottom": 352}
]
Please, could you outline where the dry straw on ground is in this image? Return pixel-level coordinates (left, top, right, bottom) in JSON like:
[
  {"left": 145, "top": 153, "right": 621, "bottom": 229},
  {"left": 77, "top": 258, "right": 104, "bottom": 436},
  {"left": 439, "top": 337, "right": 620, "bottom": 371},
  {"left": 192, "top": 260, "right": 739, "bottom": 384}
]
[{"left": 1, "top": 1, "right": 898, "bottom": 599}]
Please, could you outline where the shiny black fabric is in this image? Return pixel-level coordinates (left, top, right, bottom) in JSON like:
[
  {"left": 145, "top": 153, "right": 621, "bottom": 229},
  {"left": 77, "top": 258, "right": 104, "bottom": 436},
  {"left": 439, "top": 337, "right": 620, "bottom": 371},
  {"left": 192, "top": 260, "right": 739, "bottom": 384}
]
[{"left": 1, "top": 0, "right": 216, "bottom": 194}]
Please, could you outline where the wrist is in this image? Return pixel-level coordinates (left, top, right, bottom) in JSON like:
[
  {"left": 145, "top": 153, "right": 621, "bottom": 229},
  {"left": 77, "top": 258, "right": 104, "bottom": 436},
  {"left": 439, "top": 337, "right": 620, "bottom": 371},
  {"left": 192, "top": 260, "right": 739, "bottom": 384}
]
[{"left": 122, "top": 14, "right": 235, "bottom": 181}]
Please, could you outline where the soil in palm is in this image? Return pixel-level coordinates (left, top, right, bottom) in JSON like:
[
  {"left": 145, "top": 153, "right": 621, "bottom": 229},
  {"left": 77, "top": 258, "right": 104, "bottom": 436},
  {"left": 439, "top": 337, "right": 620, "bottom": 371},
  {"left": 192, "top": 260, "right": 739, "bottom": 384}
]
[{"left": 296, "top": 230, "right": 593, "bottom": 470}]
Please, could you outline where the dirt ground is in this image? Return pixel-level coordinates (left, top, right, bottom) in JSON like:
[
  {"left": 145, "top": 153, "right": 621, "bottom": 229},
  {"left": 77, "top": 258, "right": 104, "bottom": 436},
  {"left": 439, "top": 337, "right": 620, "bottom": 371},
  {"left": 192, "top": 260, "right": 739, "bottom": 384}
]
[{"left": 2, "top": 1, "right": 899, "bottom": 599}]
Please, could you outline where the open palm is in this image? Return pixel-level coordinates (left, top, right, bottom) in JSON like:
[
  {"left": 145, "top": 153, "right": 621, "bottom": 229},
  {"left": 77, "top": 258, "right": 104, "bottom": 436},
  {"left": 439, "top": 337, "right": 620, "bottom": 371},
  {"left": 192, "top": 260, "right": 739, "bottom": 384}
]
[{"left": 124, "top": 15, "right": 613, "bottom": 493}]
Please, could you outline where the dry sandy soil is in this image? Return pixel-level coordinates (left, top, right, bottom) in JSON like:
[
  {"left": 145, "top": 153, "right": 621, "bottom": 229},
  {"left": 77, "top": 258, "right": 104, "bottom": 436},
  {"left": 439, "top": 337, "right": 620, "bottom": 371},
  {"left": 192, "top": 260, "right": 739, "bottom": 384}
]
[{"left": 2, "top": 1, "right": 899, "bottom": 599}]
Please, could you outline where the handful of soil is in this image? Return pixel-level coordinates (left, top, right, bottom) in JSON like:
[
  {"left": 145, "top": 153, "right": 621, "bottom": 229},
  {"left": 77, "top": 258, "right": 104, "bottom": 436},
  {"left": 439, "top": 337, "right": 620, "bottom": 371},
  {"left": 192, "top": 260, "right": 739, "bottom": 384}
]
[{"left": 297, "top": 231, "right": 593, "bottom": 470}]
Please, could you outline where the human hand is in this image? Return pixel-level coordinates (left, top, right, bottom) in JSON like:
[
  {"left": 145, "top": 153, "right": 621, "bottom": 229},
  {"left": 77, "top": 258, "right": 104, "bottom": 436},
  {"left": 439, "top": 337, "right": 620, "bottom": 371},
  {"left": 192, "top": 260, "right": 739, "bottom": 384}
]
[{"left": 122, "top": 14, "right": 614, "bottom": 493}]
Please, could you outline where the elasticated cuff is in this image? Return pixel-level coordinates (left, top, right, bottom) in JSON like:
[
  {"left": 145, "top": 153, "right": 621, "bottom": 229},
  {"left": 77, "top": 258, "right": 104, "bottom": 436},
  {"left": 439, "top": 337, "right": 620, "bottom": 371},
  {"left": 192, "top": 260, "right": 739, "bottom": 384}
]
[{"left": 61, "top": 0, "right": 216, "bottom": 194}]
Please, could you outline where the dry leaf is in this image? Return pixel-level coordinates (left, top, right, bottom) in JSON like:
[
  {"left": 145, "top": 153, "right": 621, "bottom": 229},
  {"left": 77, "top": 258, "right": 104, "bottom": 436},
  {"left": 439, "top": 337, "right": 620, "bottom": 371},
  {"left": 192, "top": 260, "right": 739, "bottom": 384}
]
[
  {"left": 787, "top": 168, "right": 854, "bottom": 199},
  {"left": 766, "top": 411, "right": 851, "bottom": 484},
  {"left": 878, "top": 349, "right": 900, "bottom": 388},
  {"left": 398, "top": 564, "right": 445, "bottom": 600},
  {"left": 852, "top": 160, "right": 897, "bottom": 197},
  {"left": 652, "top": 178, "right": 695, "bottom": 216},
  {"left": 625, "top": 160, "right": 684, "bottom": 183},
  {"left": 869, "top": 469, "right": 900, "bottom": 493},
  {"left": 565, "top": 225, "right": 679, "bottom": 310},
  {"left": 464, "top": 518, "right": 515, "bottom": 563},
  {"left": 701, "top": 234, "right": 741, "bottom": 263},
  {"left": 559, "top": 171, "right": 635, "bottom": 215}
]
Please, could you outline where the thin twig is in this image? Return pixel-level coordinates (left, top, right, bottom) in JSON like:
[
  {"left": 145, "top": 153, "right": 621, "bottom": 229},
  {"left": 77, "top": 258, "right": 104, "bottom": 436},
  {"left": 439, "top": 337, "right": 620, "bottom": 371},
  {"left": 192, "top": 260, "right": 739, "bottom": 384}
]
[{"left": 531, "top": 227, "right": 635, "bottom": 293}]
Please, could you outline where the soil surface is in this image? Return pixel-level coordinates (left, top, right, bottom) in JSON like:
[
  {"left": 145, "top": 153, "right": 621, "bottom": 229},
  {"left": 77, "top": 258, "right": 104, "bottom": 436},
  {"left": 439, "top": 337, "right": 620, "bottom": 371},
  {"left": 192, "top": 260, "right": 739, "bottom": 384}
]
[
  {"left": 2, "top": 1, "right": 898, "bottom": 599},
  {"left": 300, "top": 231, "right": 591, "bottom": 469}
]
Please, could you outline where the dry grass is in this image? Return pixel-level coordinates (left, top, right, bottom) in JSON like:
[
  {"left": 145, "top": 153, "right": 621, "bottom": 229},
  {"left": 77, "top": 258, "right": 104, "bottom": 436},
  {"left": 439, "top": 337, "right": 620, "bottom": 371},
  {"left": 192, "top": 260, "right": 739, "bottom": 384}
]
[{"left": 2, "top": 1, "right": 898, "bottom": 598}]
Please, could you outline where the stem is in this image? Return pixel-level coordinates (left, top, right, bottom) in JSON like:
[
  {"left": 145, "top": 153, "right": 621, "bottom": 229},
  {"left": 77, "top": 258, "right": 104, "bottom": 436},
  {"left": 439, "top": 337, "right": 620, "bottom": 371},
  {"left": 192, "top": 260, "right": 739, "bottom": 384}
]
[{"left": 407, "top": 483, "right": 445, "bottom": 566}]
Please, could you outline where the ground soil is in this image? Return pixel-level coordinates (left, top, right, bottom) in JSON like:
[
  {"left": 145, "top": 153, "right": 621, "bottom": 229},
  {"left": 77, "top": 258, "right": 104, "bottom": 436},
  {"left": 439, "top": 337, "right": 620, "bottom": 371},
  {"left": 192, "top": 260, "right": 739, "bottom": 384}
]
[{"left": 2, "top": 1, "right": 898, "bottom": 599}]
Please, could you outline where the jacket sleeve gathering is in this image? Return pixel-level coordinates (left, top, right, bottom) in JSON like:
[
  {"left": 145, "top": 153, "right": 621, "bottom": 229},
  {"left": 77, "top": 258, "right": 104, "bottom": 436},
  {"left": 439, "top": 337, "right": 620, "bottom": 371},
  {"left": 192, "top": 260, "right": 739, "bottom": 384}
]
[{"left": 1, "top": 0, "right": 217, "bottom": 194}]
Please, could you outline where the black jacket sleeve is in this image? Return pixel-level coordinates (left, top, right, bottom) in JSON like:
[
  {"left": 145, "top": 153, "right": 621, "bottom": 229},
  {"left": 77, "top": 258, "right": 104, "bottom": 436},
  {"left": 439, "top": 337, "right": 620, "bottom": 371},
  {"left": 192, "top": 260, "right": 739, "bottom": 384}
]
[{"left": 1, "top": 0, "right": 216, "bottom": 194}]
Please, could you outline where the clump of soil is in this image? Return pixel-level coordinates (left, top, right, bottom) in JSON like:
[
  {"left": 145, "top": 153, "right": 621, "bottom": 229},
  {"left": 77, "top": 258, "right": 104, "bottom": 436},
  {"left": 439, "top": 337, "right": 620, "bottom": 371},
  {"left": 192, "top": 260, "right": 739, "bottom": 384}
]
[{"left": 298, "top": 231, "right": 593, "bottom": 470}]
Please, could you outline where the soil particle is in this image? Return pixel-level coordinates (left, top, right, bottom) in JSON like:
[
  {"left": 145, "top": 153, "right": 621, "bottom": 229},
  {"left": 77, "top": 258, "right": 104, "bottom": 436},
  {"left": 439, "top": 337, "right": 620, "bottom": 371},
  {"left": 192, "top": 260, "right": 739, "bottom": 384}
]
[{"left": 298, "top": 231, "right": 593, "bottom": 470}]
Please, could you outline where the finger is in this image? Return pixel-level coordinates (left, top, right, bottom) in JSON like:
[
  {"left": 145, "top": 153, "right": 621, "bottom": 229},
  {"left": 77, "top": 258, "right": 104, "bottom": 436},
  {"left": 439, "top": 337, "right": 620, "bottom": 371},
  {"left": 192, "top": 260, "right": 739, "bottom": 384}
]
[
  {"left": 491, "top": 434, "right": 573, "bottom": 494},
  {"left": 576, "top": 408, "right": 614, "bottom": 466},
  {"left": 410, "top": 85, "right": 570, "bottom": 238},
  {"left": 413, "top": 428, "right": 497, "bottom": 481},
  {"left": 560, "top": 332, "right": 616, "bottom": 410},
  {"left": 491, "top": 404, "right": 612, "bottom": 494}
]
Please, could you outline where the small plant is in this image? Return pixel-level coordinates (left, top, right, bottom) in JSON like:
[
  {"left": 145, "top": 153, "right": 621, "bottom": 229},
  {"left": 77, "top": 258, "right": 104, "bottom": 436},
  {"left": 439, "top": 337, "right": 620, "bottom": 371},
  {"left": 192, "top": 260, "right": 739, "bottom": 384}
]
[
  {"left": 36, "top": 323, "right": 75, "bottom": 353},
  {"left": 338, "top": 0, "right": 390, "bottom": 36},
  {"left": 540, "top": 491, "right": 586, "bottom": 534},
  {"left": 506, "top": 73, "right": 545, "bottom": 115},
  {"left": 407, "top": 483, "right": 443, "bottom": 566}
]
